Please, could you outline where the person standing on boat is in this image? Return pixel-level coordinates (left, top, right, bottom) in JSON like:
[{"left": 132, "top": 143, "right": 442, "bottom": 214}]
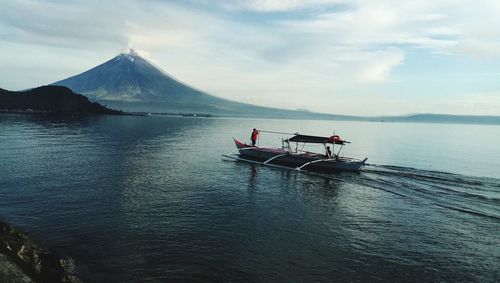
[{"left": 251, "top": 128, "right": 259, "bottom": 146}]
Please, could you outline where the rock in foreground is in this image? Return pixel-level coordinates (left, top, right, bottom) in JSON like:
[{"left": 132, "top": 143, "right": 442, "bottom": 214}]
[{"left": 0, "top": 220, "right": 82, "bottom": 283}]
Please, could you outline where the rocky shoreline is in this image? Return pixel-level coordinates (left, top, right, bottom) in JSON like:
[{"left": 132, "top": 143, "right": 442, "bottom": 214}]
[{"left": 0, "top": 220, "right": 82, "bottom": 283}]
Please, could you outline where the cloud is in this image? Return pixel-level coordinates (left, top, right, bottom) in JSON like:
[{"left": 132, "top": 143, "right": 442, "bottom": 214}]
[
  {"left": 0, "top": 0, "right": 128, "bottom": 48},
  {"left": 453, "top": 40, "right": 500, "bottom": 59},
  {"left": 357, "top": 49, "right": 405, "bottom": 83},
  {"left": 0, "top": 0, "right": 218, "bottom": 50},
  {"left": 278, "top": 1, "right": 461, "bottom": 50},
  {"left": 275, "top": 0, "right": 500, "bottom": 59},
  {"left": 219, "top": 0, "right": 346, "bottom": 12}
]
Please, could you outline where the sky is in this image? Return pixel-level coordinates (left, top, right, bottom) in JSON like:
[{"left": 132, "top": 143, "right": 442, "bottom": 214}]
[{"left": 1, "top": 0, "right": 500, "bottom": 116}]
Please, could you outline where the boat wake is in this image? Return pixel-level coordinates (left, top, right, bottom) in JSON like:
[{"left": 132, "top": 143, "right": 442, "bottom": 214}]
[
  {"left": 224, "top": 154, "right": 500, "bottom": 221},
  {"left": 360, "top": 164, "right": 500, "bottom": 221}
]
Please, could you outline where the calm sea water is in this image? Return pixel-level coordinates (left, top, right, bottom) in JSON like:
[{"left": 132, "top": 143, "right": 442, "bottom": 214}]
[{"left": 0, "top": 114, "right": 499, "bottom": 282}]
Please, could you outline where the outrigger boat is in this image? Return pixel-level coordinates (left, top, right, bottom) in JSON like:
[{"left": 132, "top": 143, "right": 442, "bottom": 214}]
[{"left": 223, "top": 130, "right": 368, "bottom": 172}]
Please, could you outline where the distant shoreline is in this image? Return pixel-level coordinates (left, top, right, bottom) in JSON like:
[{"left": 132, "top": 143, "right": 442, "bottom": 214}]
[
  {"left": 2, "top": 86, "right": 498, "bottom": 125},
  {"left": 0, "top": 110, "right": 214, "bottom": 118},
  {"left": 2, "top": 110, "right": 500, "bottom": 126}
]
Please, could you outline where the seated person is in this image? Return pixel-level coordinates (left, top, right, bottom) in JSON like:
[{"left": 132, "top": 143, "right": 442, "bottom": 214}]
[{"left": 326, "top": 146, "right": 332, "bottom": 159}]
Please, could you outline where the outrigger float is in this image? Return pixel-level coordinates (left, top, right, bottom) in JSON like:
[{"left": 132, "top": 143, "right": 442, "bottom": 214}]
[{"left": 223, "top": 130, "right": 368, "bottom": 172}]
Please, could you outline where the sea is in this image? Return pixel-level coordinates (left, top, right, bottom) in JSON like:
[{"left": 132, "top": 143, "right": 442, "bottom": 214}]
[{"left": 0, "top": 113, "right": 499, "bottom": 282}]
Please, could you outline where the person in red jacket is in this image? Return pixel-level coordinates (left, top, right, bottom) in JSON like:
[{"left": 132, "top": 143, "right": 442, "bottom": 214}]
[{"left": 251, "top": 128, "right": 259, "bottom": 146}]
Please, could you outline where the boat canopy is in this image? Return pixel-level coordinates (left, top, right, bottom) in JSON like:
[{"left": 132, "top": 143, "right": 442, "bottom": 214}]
[{"left": 287, "top": 134, "right": 347, "bottom": 144}]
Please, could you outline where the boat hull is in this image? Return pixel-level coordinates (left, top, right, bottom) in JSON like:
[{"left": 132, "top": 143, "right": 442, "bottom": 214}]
[{"left": 233, "top": 139, "right": 366, "bottom": 172}]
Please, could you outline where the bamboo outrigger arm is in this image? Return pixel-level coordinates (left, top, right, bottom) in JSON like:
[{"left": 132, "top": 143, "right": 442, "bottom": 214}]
[
  {"left": 221, "top": 154, "right": 293, "bottom": 171},
  {"left": 263, "top": 153, "right": 288, "bottom": 164},
  {"left": 296, "top": 159, "right": 333, "bottom": 171}
]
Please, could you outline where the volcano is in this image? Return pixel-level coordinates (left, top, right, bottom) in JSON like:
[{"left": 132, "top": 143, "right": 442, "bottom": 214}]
[
  {"left": 52, "top": 49, "right": 356, "bottom": 119},
  {"left": 53, "top": 49, "right": 256, "bottom": 114}
]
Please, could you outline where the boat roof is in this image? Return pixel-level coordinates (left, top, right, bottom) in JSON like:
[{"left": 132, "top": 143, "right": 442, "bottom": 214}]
[{"left": 288, "top": 134, "right": 347, "bottom": 144}]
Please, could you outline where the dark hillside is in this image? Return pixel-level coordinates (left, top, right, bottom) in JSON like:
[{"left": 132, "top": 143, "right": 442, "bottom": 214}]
[{"left": 0, "top": 86, "right": 121, "bottom": 114}]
